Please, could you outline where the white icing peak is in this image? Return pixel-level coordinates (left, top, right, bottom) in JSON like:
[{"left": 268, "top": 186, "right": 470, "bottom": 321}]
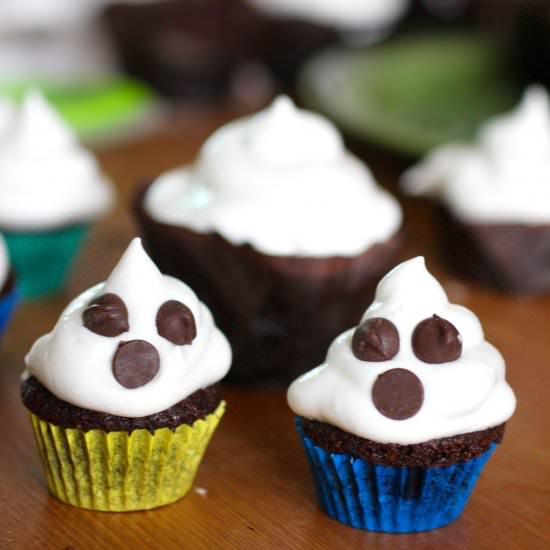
[
  {"left": 287, "top": 257, "right": 516, "bottom": 445},
  {"left": 145, "top": 95, "right": 402, "bottom": 257},
  {"left": 0, "top": 90, "right": 113, "bottom": 230},
  {"left": 247, "top": 0, "right": 409, "bottom": 31},
  {"left": 244, "top": 96, "right": 343, "bottom": 163},
  {"left": 25, "top": 238, "right": 232, "bottom": 417},
  {"left": 9, "top": 90, "right": 76, "bottom": 152},
  {"left": 402, "top": 86, "right": 550, "bottom": 224},
  {"left": 0, "top": 234, "right": 9, "bottom": 289}
]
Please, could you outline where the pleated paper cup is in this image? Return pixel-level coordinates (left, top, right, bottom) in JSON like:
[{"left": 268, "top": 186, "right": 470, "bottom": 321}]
[
  {"left": 296, "top": 417, "right": 496, "bottom": 533},
  {"left": 3, "top": 224, "right": 88, "bottom": 299},
  {"left": 28, "top": 402, "right": 225, "bottom": 511}
]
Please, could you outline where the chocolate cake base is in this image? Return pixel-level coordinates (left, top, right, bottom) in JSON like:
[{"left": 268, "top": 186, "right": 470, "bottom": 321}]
[
  {"left": 21, "top": 376, "right": 222, "bottom": 433},
  {"left": 103, "top": 0, "right": 263, "bottom": 100},
  {"left": 301, "top": 417, "right": 505, "bottom": 468},
  {"left": 135, "top": 183, "right": 404, "bottom": 387},
  {"left": 439, "top": 208, "right": 550, "bottom": 294}
]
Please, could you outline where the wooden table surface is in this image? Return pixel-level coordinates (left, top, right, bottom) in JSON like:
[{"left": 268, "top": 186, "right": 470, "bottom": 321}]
[{"left": 0, "top": 107, "right": 549, "bottom": 550}]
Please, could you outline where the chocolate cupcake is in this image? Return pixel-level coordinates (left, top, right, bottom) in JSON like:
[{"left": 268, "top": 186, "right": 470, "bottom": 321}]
[
  {"left": 0, "top": 234, "right": 17, "bottom": 337},
  {"left": 402, "top": 86, "right": 550, "bottom": 294},
  {"left": 288, "top": 257, "right": 516, "bottom": 532},
  {"left": 103, "top": 0, "right": 263, "bottom": 100},
  {"left": 22, "top": 238, "right": 231, "bottom": 511},
  {"left": 0, "top": 90, "right": 114, "bottom": 298},
  {"left": 246, "top": 0, "right": 410, "bottom": 86},
  {"left": 136, "top": 96, "right": 403, "bottom": 386}
]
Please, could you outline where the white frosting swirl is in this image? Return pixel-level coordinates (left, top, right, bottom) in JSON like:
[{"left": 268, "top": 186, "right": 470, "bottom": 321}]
[
  {"left": 246, "top": 0, "right": 409, "bottom": 31},
  {"left": 287, "top": 257, "right": 516, "bottom": 444},
  {"left": 0, "top": 91, "right": 114, "bottom": 230},
  {"left": 25, "top": 238, "right": 232, "bottom": 417},
  {"left": 0, "top": 234, "right": 9, "bottom": 289},
  {"left": 144, "top": 96, "right": 402, "bottom": 257},
  {"left": 402, "top": 86, "right": 550, "bottom": 225}
]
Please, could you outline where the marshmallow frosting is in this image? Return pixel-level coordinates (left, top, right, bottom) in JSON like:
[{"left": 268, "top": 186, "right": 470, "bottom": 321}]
[
  {"left": 287, "top": 257, "right": 516, "bottom": 445},
  {"left": 247, "top": 0, "right": 408, "bottom": 31},
  {"left": 402, "top": 87, "right": 550, "bottom": 225},
  {"left": 0, "top": 235, "right": 9, "bottom": 289},
  {"left": 144, "top": 96, "right": 402, "bottom": 257},
  {"left": 0, "top": 91, "right": 113, "bottom": 230},
  {"left": 25, "top": 239, "right": 232, "bottom": 417}
]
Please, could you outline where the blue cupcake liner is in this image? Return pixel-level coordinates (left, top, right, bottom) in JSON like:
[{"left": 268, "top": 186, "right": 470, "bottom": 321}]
[
  {"left": 0, "top": 285, "right": 18, "bottom": 337},
  {"left": 296, "top": 417, "right": 496, "bottom": 533}
]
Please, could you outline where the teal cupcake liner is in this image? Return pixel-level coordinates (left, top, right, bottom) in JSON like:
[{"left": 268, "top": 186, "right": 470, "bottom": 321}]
[
  {"left": 296, "top": 417, "right": 496, "bottom": 533},
  {"left": 3, "top": 225, "right": 88, "bottom": 299}
]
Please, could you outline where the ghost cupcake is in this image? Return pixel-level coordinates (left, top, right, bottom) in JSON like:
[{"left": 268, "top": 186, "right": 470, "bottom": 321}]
[
  {"left": 0, "top": 234, "right": 17, "bottom": 338},
  {"left": 288, "top": 257, "right": 516, "bottom": 533},
  {"left": 21, "top": 238, "right": 231, "bottom": 511},
  {"left": 402, "top": 86, "right": 550, "bottom": 294},
  {"left": 136, "top": 95, "right": 403, "bottom": 386},
  {"left": 0, "top": 90, "right": 113, "bottom": 298}
]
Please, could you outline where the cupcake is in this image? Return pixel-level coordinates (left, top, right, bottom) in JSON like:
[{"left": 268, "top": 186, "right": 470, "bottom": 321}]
[
  {"left": 103, "top": 0, "right": 263, "bottom": 100},
  {"left": 246, "top": 0, "right": 409, "bottom": 86},
  {"left": 0, "top": 234, "right": 17, "bottom": 337},
  {"left": 21, "top": 238, "right": 231, "bottom": 511},
  {"left": 402, "top": 86, "right": 550, "bottom": 294},
  {"left": 288, "top": 257, "right": 516, "bottom": 533},
  {"left": 0, "top": 90, "right": 113, "bottom": 298},
  {"left": 136, "top": 96, "right": 403, "bottom": 386}
]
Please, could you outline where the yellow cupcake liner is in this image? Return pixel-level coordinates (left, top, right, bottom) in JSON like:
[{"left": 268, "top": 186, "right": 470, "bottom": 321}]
[{"left": 28, "top": 402, "right": 225, "bottom": 512}]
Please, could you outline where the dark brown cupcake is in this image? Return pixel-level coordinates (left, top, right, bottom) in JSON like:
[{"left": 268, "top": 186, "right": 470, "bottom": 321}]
[
  {"left": 438, "top": 207, "right": 550, "bottom": 294},
  {"left": 103, "top": 0, "right": 264, "bottom": 100},
  {"left": 135, "top": 182, "right": 404, "bottom": 387}
]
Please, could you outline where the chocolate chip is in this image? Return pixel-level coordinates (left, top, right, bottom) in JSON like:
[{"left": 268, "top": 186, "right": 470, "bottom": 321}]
[
  {"left": 83, "top": 293, "right": 129, "bottom": 337},
  {"left": 112, "top": 340, "right": 160, "bottom": 389},
  {"left": 352, "top": 317, "right": 399, "bottom": 362},
  {"left": 412, "top": 315, "right": 462, "bottom": 364},
  {"left": 156, "top": 300, "right": 196, "bottom": 345},
  {"left": 372, "top": 368, "right": 424, "bottom": 420}
]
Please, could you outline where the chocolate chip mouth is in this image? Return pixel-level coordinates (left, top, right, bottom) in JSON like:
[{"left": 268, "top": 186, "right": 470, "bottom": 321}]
[
  {"left": 112, "top": 340, "right": 160, "bottom": 389},
  {"left": 372, "top": 368, "right": 424, "bottom": 420}
]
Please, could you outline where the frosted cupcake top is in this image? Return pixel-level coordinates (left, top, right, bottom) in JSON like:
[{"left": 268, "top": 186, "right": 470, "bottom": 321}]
[
  {"left": 0, "top": 91, "right": 113, "bottom": 230},
  {"left": 246, "top": 0, "right": 408, "bottom": 31},
  {"left": 144, "top": 96, "right": 402, "bottom": 257},
  {"left": 25, "top": 239, "right": 232, "bottom": 418},
  {"left": 402, "top": 87, "right": 550, "bottom": 225},
  {"left": 0, "top": 234, "right": 9, "bottom": 289},
  {"left": 287, "top": 257, "right": 516, "bottom": 445}
]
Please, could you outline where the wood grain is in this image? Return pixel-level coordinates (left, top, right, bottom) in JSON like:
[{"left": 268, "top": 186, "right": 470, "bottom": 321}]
[{"left": 0, "top": 107, "right": 549, "bottom": 549}]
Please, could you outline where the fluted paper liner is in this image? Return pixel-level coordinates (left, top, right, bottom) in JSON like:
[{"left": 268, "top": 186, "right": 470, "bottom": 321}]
[
  {"left": 29, "top": 402, "right": 225, "bottom": 511},
  {"left": 296, "top": 417, "right": 496, "bottom": 533}
]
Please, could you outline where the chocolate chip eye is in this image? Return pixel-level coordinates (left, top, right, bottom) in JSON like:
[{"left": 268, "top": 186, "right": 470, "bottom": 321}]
[
  {"left": 83, "top": 293, "right": 129, "bottom": 337},
  {"left": 372, "top": 368, "right": 424, "bottom": 420},
  {"left": 156, "top": 300, "right": 196, "bottom": 345},
  {"left": 352, "top": 317, "right": 399, "bottom": 362},
  {"left": 412, "top": 314, "right": 462, "bottom": 364}
]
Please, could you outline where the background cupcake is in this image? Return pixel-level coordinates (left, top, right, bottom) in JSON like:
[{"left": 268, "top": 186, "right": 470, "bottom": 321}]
[
  {"left": 0, "top": 90, "right": 113, "bottom": 298},
  {"left": 136, "top": 96, "right": 403, "bottom": 386},
  {"left": 402, "top": 86, "right": 550, "bottom": 294},
  {"left": 0, "top": 234, "right": 17, "bottom": 337},
  {"left": 246, "top": 0, "right": 410, "bottom": 87},
  {"left": 288, "top": 257, "right": 516, "bottom": 533},
  {"left": 22, "top": 238, "right": 231, "bottom": 511}
]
